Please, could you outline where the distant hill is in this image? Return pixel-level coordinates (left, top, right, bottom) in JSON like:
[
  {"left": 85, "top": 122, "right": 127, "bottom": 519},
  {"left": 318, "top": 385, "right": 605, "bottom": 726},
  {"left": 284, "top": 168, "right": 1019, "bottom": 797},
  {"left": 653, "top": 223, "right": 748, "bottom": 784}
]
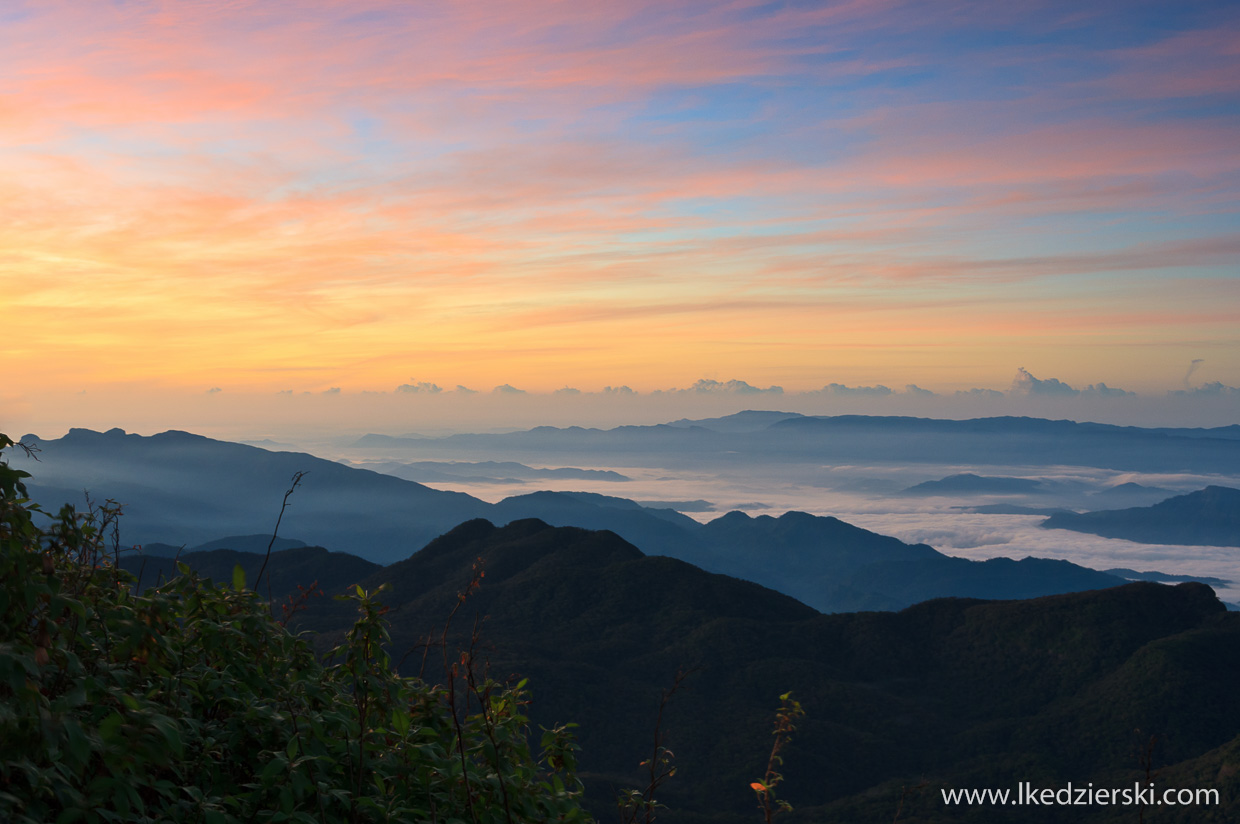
[
  {"left": 1103, "top": 567, "right": 1231, "bottom": 586},
  {"left": 18, "top": 427, "right": 491, "bottom": 563},
  {"left": 188, "top": 534, "right": 308, "bottom": 553},
  {"left": 286, "top": 519, "right": 1240, "bottom": 823},
  {"left": 126, "top": 534, "right": 308, "bottom": 558},
  {"left": 902, "top": 472, "right": 1045, "bottom": 496},
  {"left": 349, "top": 459, "right": 631, "bottom": 484},
  {"left": 1148, "top": 423, "right": 1240, "bottom": 440},
  {"left": 494, "top": 489, "right": 700, "bottom": 531},
  {"left": 1042, "top": 486, "right": 1240, "bottom": 546},
  {"left": 664, "top": 409, "right": 806, "bottom": 432},
  {"left": 349, "top": 414, "right": 1240, "bottom": 474},
  {"left": 765, "top": 415, "right": 1240, "bottom": 473},
  {"left": 481, "top": 500, "right": 1130, "bottom": 612},
  {"left": 958, "top": 503, "right": 1076, "bottom": 516},
  {"left": 120, "top": 544, "right": 382, "bottom": 602},
  {"left": 1089, "top": 481, "right": 1175, "bottom": 504},
  {"left": 633, "top": 499, "right": 715, "bottom": 512},
  {"left": 684, "top": 510, "right": 1126, "bottom": 612},
  {"left": 239, "top": 438, "right": 297, "bottom": 449}
]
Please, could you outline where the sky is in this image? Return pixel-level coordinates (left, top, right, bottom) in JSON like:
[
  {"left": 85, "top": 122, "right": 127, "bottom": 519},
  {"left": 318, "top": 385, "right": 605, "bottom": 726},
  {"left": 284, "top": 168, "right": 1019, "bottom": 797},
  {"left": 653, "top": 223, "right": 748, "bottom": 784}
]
[{"left": 2, "top": 0, "right": 1239, "bottom": 435}]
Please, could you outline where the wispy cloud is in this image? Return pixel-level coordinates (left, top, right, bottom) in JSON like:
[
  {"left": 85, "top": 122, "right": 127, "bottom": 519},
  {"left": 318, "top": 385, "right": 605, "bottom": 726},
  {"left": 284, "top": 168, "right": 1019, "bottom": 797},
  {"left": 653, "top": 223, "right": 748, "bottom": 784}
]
[{"left": 3, "top": 0, "right": 1238, "bottom": 400}]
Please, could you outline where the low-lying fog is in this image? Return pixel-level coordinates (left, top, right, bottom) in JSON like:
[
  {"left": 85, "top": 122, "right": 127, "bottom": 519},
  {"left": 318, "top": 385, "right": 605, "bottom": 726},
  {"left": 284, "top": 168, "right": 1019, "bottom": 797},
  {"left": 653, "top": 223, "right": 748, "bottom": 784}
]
[{"left": 323, "top": 444, "right": 1240, "bottom": 605}]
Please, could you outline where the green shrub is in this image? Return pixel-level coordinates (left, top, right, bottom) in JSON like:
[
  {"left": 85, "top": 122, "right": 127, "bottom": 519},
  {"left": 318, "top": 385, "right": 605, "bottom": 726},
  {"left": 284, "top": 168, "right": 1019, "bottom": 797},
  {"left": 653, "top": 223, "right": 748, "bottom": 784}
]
[{"left": 0, "top": 434, "right": 589, "bottom": 824}]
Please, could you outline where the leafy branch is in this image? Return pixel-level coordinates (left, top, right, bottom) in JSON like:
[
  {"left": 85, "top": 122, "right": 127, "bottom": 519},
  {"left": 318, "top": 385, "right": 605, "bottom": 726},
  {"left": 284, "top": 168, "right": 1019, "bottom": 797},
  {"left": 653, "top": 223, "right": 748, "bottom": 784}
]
[{"left": 750, "top": 692, "right": 805, "bottom": 824}]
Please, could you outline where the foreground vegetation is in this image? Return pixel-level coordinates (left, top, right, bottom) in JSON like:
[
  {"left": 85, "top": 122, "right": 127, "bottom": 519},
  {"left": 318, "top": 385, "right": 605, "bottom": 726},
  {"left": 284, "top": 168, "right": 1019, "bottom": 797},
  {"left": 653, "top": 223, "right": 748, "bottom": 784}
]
[{"left": 0, "top": 434, "right": 588, "bottom": 823}]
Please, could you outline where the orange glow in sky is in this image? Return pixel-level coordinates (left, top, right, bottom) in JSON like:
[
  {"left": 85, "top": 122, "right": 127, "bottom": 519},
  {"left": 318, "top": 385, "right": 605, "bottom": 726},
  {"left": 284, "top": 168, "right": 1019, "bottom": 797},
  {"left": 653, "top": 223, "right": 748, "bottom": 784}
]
[{"left": 2, "top": 1, "right": 1238, "bottom": 433}]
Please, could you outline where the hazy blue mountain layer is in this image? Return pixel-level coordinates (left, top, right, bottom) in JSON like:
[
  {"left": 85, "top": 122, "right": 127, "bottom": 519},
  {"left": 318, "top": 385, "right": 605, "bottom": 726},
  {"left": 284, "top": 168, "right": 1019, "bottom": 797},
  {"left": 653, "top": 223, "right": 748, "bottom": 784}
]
[
  {"left": 14, "top": 426, "right": 1191, "bottom": 610},
  {"left": 19, "top": 427, "right": 490, "bottom": 563},
  {"left": 1042, "top": 486, "right": 1240, "bottom": 546},
  {"left": 343, "top": 458, "right": 631, "bottom": 484},
  {"left": 901, "top": 473, "right": 1047, "bottom": 496},
  {"left": 351, "top": 413, "right": 1240, "bottom": 473}
]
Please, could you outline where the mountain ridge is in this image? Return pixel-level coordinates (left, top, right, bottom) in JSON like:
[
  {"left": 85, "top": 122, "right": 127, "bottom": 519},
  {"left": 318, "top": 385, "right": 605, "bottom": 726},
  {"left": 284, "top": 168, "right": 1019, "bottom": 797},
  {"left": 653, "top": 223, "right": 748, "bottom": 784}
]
[
  {"left": 276, "top": 518, "right": 1239, "bottom": 823},
  {"left": 12, "top": 426, "right": 1179, "bottom": 611},
  {"left": 344, "top": 413, "right": 1240, "bottom": 473},
  {"left": 1042, "top": 486, "right": 1240, "bottom": 547}
]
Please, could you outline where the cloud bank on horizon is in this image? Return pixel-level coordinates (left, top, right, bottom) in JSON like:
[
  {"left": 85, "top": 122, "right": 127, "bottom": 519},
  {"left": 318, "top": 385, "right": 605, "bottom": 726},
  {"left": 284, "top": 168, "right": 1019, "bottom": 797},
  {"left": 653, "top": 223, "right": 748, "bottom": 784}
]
[
  {"left": 274, "top": 367, "right": 1240, "bottom": 402},
  {"left": 8, "top": 365, "right": 1239, "bottom": 441},
  {"left": 2, "top": 0, "right": 1238, "bottom": 414}
]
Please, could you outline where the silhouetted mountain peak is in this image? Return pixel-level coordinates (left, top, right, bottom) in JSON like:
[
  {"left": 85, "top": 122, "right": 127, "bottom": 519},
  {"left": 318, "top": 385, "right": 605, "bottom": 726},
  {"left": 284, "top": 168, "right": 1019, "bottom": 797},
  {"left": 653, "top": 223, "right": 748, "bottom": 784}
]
[
  {"left": 496, "top": 490, "right": 645, "bottom": 517},
  {"left": 150, "top": 429, "right": 217, "bottom": 444},
  {"left": 406, "top": 517, "right": 502, "bottom": 563},
  {"left": 1198, "top": 484, "right": 1240, "bottom": 500},
  {"left": 903, "top": 473, "right": 1044, "bottom": 495},
  {"left": 63, "top": 426, "right": 127, "bottom": 441},
  {"left": 120, "top": 543, "right": 382, "bottom": 601},
  {"left": 702, "top": 508, "right": 930, "bottom": 550},
  {"left": 1105, "top": 482, "right": 1153, "bottom": 492},
  {"left": 666, "top": 410, "right": 805, "bottom": 432},
  {"left": 775, "top": 510, "right": 842, "bottom": 527},
  {"left": 1148, "top": 485, "right": 1240, "bottom": 521},
  {"left": 189, "top": 534, "right": 308, "bottom": 553},
  {"left": 404, "top": 518, "right": 645, "bottom": 575},
  {"left": 517, "top": 490, "right": 644, "bottom": 510},
  {"left": 351, "top": 519, "right": 654, "bottom": 612},
  {"left": 60, "top": 427, "right": 238, "bottom": 450},
  {"left": 421, "top": 517, "right": 504, "bottom": 553},
  {"left": 500, "top": 490, "right": 584, "bottom": 506},
  {"left": 1043, "top": 485, "right": 1240, "bottom": 546},
  {"left": 713, "top": 509, "right": 756, "bottom": 524}
]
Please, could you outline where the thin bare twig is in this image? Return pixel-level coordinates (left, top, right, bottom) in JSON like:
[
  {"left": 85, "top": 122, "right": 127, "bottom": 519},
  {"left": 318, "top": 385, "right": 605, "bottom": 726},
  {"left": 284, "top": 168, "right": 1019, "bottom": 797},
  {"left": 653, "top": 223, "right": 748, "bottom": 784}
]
[
  {"left": 396, "top": 558, "right": 484, "bottom": 678},
  {"left": 891, "top": 780, "right": 927, "bottom": 823},
  {"left": 257, "top": 470, "right": 306, "bottom": 602},
  {"left": 619, "top": 666, "right": 697, "bottom": 824}
]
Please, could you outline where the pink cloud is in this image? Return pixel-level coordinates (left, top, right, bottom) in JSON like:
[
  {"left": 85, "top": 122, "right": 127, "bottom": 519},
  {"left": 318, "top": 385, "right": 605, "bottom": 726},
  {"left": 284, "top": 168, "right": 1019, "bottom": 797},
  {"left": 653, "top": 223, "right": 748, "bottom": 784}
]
[
  {"left": 4, "top": 0, "right": 1238, "bottom": 398},
  {"left": 1104, "top": 26, "right": 1240, "bottom": 99}
]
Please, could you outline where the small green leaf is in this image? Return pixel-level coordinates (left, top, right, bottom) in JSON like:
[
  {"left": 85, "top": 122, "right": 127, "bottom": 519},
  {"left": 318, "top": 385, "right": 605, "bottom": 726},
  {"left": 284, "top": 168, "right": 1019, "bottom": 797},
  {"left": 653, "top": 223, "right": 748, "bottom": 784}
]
[
  {"left": 232, "top": 564, "right": 246, "bottom": 592},
  {"left": 152, "top": 716, "right": 184, "bottom": 759},
  {"left": 262, "top": 756, "right": 285, "bottom": 783},
  {"left": 391, "top": 708, "right": 410, "bottom": 736},
  {"left": 56, "top": 808, "right": 85, "bottom": 824}
]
